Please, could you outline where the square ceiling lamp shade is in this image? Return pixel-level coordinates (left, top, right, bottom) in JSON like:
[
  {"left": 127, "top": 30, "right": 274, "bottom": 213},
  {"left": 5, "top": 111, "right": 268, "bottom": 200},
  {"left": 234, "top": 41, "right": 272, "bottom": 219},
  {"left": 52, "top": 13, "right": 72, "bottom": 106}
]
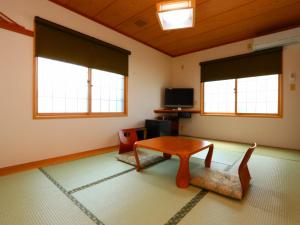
[{"left": 156, "top": 0, "right": 195, "bottom": 30}]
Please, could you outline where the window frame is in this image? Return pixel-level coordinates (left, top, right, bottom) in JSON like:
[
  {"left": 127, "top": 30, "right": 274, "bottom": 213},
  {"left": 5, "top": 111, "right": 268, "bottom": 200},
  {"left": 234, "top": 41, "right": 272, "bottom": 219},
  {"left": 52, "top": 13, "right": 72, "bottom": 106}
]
[
  {"left": 33, "top": 58, "right": 128, "bottom": 119},
  {"left": 200, "top": 74, "right": 283, "bottom": 118}
]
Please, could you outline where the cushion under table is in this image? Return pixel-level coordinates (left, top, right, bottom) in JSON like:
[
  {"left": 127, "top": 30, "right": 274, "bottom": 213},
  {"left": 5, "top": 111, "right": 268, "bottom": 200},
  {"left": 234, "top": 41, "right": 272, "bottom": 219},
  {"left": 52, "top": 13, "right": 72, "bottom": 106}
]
[{"left": 116, "top": 150, "right": 165, "bottom": 168}]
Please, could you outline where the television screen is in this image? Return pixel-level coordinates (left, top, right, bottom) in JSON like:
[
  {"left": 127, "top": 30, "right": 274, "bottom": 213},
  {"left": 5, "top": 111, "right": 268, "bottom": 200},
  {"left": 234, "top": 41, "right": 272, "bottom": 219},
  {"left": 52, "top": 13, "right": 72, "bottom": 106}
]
[{"left": 164, "top": 88, "right": 194, "bottom": 108}]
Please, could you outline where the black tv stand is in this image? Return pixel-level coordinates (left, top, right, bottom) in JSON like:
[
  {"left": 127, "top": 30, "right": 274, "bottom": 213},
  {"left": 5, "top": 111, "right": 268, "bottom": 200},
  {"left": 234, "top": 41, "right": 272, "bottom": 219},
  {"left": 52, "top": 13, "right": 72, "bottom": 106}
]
[
  {"left": 145, "top": 118, "right": 178, "bottom": 138},
  {"left": 145, "top": 109, "right": 200, "bottom": 138}
]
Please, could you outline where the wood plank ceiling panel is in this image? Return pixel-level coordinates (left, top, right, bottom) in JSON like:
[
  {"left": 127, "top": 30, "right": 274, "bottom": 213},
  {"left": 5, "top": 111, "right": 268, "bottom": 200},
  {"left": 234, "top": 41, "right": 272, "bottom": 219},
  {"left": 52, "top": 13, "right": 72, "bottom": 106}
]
[
  {"left": 49, "top": 0, "right": 300, "bottom": 56},
  {"left": 148, "top": 0, "right": 300, "bottom": 46},
  {"left": 164, "top": 3, "right": 300, "bottom": 55},
  {"left": 115, "top": 5, "right": 157, "bottom": 35},
  {"left": 130, "top": 0, "right": 256, "bottom": 44},
  {"left": 56, "top": 0, "right": 116, "bottom": 17},
  {"left": 93, "top": 0, "right": 157, "bottom": 27}
]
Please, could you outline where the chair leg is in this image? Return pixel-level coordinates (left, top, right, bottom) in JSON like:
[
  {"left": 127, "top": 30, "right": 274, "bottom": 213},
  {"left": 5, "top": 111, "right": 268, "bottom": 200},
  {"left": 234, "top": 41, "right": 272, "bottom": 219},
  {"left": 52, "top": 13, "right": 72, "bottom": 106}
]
[
  {"left": 205, "top": 144, "right": 214, "bottom": 168},
  {"left": 239, "top": 165, "right": 251, "bottom": 195}
]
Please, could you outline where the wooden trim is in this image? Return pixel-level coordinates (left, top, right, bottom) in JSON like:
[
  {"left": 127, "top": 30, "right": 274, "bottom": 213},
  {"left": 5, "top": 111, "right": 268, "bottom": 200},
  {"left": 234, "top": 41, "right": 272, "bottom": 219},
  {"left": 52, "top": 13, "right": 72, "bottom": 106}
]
[
  {"left": 201, "top": 112, "right": 282, "bottom": 118},
  {"left": 34, "top": 112, "right": 127, "bottom": 119},
  {"left": 200, "top": 82, "right": 204, "bottom": 113},
  {"left": 278, "top": 73, "right": 283, "bottom": 117},
  {"left": 234, "top": 79, "right": 238, "bottom": 113},
  {"left": 154, "top": 108, "right": 200, "bottom": 113},
  {"left": 124, "top": 76, "right": 128, "bottom": 116},
  {"left": 200, "top": 74, "right": 283, "bottom": 118},
  {"left": 236, "top": 113, "right": 282, "bottom": 118},
  {"left": 201, "top": 112, "right": 235, "bottom": 116},
  {"left": 33, "top": 35, "right": 38, "bottom": 119},
  {"left": 88, "top": 68, "right": 92, "bottom": 113},
  {"left": 0, "top": 19, "right": 34, "bottom": 37},
  {"left": 0, "top": 11, "right": 34, "bottom": 37},
  {"left": 156, "top": 0, "right": 195, "bottom": 13},
  {"left": 0, "top": 145, "right": 118, "bottom": 176}
]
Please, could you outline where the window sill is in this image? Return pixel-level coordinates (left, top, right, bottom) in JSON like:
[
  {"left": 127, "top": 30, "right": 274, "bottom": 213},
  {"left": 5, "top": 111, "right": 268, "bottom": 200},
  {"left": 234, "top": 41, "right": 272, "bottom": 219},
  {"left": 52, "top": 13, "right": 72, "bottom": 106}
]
[
  {"left": 33, "top": 112, "right": 128, "bottom": 119},
  {"left": 200, "top": 112, "right": 282, "bottom": 118}
]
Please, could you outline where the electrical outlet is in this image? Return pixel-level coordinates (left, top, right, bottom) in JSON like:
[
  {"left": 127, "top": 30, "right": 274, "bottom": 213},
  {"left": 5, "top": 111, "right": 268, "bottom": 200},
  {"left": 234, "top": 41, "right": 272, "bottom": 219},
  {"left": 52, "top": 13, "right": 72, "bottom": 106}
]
[
  {"left": 290, "top": 73, "right": 296, "bottom": 91},
  {"left": 290, "top": 83, "right": 296, "bottom": 91}
]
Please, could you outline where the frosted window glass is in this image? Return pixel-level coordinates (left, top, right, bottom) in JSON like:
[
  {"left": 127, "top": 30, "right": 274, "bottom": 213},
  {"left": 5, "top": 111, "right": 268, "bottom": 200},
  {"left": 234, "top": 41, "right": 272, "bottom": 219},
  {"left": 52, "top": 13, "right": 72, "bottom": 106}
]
[
  {"left": 237, "top": 75, "right": 278, "bottom": 114},
  {"left": 77, "top": 99, "right": 88, "bottom": 112},
  {"left": 91, "top": 69, "right": 124, "bottom": 113},
  {"left": 116, "top": 101, "right": 123, "bottom": 112},
  {"left": 38, "top": 97, "right": 52, "bottom": 113},
  {"left": 101, "top": 100, "right": 109, "bottom": 112},
  {"left": 38, "top": 57, "right": 88, "bottom": 113},
  {"left": 204, "top": 79, "right": 235, "bottom": 113}
]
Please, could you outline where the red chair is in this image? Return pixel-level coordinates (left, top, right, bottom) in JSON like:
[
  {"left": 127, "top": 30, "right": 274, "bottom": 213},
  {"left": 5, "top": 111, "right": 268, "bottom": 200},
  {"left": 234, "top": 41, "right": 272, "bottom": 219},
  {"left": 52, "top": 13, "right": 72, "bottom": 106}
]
[
  {"left": 117, "top": 128, "right": 164, "bottom": 167},
  {"left": 118, "top": 128, "right": 138, "bottom": 154},
  {"left": 238, "top": 143, "right": 257, "bottom": 195}
]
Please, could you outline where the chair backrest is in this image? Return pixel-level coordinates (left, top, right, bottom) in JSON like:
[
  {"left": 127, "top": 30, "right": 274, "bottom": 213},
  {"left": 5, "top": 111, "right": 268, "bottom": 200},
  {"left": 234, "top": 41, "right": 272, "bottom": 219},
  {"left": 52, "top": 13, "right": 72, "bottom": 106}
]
[
  {"left": 118, "top": 128, "right": 138, "bottom": 154},
  {"left": 238, "top": 143, "right": 257, "bottom": 195}
]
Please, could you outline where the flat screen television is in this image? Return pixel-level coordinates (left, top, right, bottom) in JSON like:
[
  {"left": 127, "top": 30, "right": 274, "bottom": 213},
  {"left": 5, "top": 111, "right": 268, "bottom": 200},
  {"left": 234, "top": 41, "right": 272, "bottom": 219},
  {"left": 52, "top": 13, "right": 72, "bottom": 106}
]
[{"left": 164, "top": 88, "right": 194, "bottom": 108}]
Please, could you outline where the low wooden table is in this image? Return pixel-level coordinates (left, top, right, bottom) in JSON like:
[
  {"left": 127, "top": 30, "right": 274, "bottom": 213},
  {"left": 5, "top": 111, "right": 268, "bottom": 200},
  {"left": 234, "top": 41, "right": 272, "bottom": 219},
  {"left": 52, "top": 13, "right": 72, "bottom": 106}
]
[{"left": 133, "top": 136, "right": 214, "bottom": 188}]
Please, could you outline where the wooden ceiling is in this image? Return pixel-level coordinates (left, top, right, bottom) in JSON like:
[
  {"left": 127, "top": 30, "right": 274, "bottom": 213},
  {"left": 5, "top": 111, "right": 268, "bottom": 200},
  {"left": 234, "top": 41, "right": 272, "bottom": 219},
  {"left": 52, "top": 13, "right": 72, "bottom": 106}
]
[{"left": 50, "top": 0, "right": 300, "bottom": 57}]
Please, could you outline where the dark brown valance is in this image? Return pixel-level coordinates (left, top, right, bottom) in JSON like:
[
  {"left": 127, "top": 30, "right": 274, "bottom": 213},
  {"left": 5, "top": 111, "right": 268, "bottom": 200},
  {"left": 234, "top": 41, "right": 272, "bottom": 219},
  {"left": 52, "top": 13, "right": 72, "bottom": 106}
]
[
  {"left": 35, "top": 17, "right": 131, "bottom": 75},
  {"left": 200, "top": 47, "right": 282, "bottom": 82}
]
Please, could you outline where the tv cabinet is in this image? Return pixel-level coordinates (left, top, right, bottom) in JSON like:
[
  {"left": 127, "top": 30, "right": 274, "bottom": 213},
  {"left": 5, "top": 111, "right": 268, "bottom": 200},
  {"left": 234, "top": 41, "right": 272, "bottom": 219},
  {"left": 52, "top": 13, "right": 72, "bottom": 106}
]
[
  {"left": 145, "top": 118, "right": 178, "bottom": 138},
  {"left": 154, "top": 108, "right": 200, "bottom": 118},
  {"left": 151, "top": 108, "right": 200, "bottom": 136}
]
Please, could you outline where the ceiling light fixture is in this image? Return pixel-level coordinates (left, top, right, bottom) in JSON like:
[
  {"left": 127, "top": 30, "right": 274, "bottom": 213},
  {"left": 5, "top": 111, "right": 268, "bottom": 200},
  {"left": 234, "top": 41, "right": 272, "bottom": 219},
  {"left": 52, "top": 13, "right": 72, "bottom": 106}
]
[{"left": 156, "top": 0, "right": 195, "bottom": 31}]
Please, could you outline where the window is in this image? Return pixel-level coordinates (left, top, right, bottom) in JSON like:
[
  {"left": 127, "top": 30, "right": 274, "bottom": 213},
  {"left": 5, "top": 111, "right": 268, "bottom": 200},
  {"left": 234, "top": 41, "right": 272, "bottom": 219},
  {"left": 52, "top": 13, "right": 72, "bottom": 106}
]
[
  {"left": 204, "top": 79, "right": 235, "bottom": 113},
  {"left": 35, "top": 57, "right": 127, "bottom": 118},
  {"left": 201, "top": 74, "right": 282, "bottom": 117},
  {"left": 91, "top": 69, "right": 124, "bottom": 113},
  {"left": 38, "top": 58, "right": 89, "bottom": 113},
  {"left": 237, "top": 75, "right": 279, "bottom": 114}
]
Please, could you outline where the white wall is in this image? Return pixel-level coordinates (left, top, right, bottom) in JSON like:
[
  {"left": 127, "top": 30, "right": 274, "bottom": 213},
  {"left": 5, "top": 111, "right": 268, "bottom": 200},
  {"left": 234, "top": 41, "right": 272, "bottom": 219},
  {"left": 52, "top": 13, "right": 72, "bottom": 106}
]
[
  {"left": 0, "top": 0, "right": 172, "bottom": 168},
  {"left": 171, "top": 40, "right": 300, "bottom": 150}
]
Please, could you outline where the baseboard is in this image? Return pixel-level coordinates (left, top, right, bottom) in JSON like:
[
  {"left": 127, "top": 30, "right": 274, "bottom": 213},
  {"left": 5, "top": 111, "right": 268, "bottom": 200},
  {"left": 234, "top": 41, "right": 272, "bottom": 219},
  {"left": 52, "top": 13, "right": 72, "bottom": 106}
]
[{"left": 0, "top": 145, "right": 118, "bottom": 176}]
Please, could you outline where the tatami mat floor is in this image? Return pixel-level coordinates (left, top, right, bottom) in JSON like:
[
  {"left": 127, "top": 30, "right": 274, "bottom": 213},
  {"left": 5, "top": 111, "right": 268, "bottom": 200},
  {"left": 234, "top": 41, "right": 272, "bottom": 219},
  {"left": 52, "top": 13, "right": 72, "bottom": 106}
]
[{"left": 0, "top": 138, "right": 300, "bottom": 225}]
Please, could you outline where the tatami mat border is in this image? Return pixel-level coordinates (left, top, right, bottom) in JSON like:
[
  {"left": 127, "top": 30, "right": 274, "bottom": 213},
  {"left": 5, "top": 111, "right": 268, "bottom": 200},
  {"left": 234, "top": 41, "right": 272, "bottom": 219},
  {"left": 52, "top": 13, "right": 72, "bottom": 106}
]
[
  {"left": 67, "top": 168, "right": 135, "bottom": 194},
  {"left": 39, "top": 168, "right": 106, "bottom": 225},
  {"left": 165, "top": 189, "right": 208, "bottom": 225}
]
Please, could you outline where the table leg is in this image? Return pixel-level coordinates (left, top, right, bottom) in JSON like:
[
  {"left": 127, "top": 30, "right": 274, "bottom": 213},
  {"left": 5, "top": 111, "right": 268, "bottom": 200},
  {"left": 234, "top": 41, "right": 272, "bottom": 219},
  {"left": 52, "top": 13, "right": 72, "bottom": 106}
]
[
  {"left": 133, "top": 144, "right": 141, "bottom": 171},
  {"left": 205, "top": 144, "right": 214, "bottom": 168},
  {"left": 176, "top": 155, "right": 190, "bottom": 188},
  {"left": 163, "top": 153, "right": 172, "bottom": 159}
]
